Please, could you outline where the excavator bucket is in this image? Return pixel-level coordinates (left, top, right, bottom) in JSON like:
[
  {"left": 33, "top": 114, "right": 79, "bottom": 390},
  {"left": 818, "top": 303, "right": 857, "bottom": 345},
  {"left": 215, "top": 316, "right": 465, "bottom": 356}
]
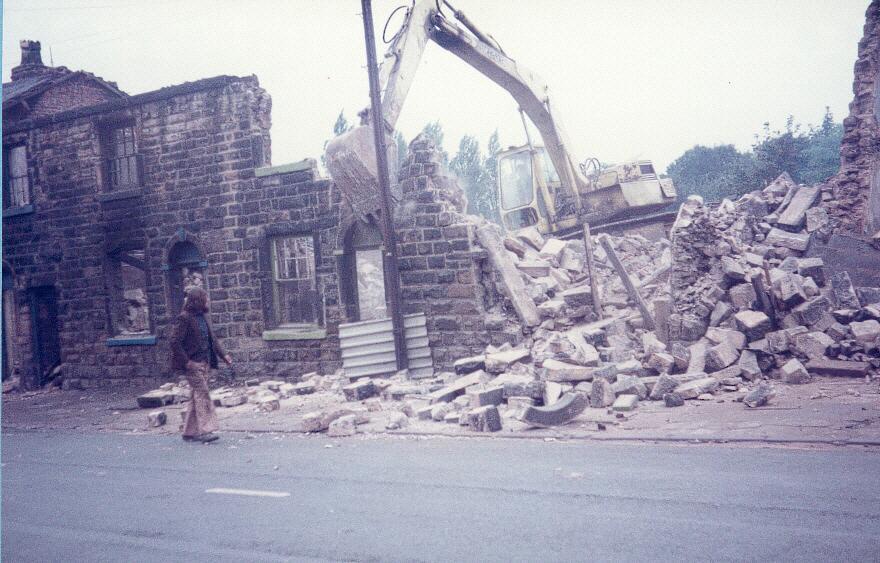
[{"left": 325, "top": 125, "right": 399, "bottom": 221}]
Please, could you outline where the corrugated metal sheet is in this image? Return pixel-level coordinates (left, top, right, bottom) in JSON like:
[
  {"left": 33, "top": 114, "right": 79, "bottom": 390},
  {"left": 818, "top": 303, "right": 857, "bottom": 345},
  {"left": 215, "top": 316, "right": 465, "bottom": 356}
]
[{"left": 338, "top": 313, "right": 433, "bottom": 379}]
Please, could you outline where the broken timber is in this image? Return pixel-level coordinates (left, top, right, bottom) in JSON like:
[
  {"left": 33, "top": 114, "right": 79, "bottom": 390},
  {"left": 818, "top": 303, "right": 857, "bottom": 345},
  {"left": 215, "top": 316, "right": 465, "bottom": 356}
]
[
  {"left": 582, "top": 224, "right": 603, "bottom": 319},
  {"left": 475, "top": 224, "right": 540, "bottom": 328},
  {"left": 598, "top": 234, "right": 655, "bottom": 330}
]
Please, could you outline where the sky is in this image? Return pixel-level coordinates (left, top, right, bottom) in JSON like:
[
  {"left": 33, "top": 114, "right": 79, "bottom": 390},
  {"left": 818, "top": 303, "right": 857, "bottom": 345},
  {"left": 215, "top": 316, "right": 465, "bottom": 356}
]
[{"left": 2, "top": 1, "right": 870, "bottom": 174}]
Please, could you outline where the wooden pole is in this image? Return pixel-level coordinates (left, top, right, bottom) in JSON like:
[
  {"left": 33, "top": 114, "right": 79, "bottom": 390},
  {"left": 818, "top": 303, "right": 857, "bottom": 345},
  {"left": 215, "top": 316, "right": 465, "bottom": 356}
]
[
  {"left": 581, "top": 224, "right": 603, "bottom": 319},
  {"left": 598, "top": 234, "right": 655, "bottom": 330}
]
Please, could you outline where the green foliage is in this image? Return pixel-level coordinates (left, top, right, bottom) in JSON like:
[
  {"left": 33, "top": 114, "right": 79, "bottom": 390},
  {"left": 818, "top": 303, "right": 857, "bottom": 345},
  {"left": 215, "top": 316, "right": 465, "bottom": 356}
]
[
  {"left": 447, "top": 131, "right": 503, "bottom": 224},
  {"left": 333, "top": 110, "right": 353, "bottom": 136},
  {"left": 667, "top": 108, "right": 842, "bottom": 203}
]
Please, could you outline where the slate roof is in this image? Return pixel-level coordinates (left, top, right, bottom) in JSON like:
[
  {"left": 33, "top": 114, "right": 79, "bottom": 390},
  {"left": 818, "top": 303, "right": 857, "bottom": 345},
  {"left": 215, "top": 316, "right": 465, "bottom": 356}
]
[{"left": 2, "top": 69, "right": 126, "bottom": 111}]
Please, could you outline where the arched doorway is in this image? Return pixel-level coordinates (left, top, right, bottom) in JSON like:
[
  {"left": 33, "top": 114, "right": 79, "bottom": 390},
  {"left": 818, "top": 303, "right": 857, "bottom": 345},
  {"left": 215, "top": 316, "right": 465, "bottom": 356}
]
[
  {"left": 339, "top": 217, "right": 388, "bottom": 322},
  {"left": 167, "top": 241, "right": 207, "bottom": 316}
]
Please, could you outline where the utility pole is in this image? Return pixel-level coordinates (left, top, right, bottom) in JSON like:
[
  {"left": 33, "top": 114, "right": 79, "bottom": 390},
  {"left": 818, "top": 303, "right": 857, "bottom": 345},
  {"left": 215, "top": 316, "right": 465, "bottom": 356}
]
[{"left": 360, "top": 0, "right": 408, "bottom": 370}]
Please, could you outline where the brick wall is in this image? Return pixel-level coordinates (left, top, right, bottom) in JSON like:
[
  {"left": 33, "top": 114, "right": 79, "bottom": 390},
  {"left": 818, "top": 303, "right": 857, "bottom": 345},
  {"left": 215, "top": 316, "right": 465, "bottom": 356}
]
[
  {"left": 394, "top": 135, "right": 520, "bottom": 371},
  {"left": 1, "top": 75, "right": 344, "bottom": 388}
]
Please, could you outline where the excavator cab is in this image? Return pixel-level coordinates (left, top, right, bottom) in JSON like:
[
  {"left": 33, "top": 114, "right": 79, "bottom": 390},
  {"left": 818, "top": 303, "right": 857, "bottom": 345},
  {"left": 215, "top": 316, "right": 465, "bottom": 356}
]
[{"left": 497, "top": 145, "right": 579, "bottom": 233}]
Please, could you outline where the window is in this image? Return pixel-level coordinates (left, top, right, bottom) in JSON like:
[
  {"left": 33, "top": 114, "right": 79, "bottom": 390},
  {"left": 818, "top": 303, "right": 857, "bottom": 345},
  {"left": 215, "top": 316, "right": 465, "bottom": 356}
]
[
  {"left": 106, "top": 125, "right": 141, "bottom": 190},
  {"left": 271, "top": 235, "right": 320, "bottom": 326},
  {"left": 3, "top": 145, "right": 30, "bottom": 209},
  {"left": 107, "top": 249, "right": 151, "bottom": 336}
]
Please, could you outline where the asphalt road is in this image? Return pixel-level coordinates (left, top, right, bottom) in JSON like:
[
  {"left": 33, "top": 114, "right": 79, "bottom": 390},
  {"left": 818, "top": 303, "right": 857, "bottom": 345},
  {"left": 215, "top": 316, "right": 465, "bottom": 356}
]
[{"left": 3, "top": 430, "right": 879, "bottom": 562}]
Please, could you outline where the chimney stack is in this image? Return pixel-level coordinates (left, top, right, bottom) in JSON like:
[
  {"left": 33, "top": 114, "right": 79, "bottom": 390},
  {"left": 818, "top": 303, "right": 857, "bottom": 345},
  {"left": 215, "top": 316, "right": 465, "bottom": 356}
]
[{"left": 11, "top": 40, "right": 49, "bottom": 81}]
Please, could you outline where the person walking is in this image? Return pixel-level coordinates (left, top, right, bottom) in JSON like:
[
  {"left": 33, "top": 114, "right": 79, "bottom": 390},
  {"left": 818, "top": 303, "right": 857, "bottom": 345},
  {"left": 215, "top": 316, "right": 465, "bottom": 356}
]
[{"left": 170, "top": 287, "right": 232, "bottom": 443}]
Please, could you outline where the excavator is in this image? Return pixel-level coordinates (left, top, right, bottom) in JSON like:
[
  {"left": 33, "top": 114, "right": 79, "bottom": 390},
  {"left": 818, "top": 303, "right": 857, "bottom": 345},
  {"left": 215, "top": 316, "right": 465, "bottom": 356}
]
[{"left": 326, "top": 0, "right": 677, "bottom": 238}]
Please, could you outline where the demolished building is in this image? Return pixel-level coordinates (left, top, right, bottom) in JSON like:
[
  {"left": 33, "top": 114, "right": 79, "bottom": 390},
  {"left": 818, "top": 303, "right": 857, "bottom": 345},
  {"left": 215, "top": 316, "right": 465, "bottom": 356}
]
[{"left": 4, "top": 0, "right": 880, "bottom": 415}]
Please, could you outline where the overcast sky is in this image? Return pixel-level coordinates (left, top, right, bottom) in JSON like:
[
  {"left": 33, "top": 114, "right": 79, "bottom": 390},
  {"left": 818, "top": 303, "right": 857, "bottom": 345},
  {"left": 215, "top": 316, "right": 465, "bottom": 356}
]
[{"left": 3, "top": 1, "right": 869, "bottom": 173}]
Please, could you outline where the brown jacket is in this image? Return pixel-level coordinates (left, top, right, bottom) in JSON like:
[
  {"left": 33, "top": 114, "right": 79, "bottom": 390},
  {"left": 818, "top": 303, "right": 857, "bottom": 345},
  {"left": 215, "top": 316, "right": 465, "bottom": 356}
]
[{"left": 169, "top": 311, "right": 227, "bottom": 372}]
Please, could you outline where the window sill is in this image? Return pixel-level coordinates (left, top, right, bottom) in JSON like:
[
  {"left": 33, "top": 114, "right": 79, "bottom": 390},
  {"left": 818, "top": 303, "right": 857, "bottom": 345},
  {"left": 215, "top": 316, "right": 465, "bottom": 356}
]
[
  {"left": 106, "top": 334, "right": 157, "bottom": 346},
  {"left": 98, "top": 187, "right": 143, "bottom": 203},
  {"left": 3, "top": 204, "right": 34, "bottom": 218},
  {"left": 262, "top": 327, "right": 327, "bottom": 341}
]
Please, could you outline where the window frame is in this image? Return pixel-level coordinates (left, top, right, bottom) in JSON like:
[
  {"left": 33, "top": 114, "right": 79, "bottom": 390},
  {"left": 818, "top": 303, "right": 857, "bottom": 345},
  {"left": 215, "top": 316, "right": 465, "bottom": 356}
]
[
  {"left": 100, "top": 120, "right": 142, "bottom": 192},
  {"left": 3, "top": 144, "right": 31, "bottom": 211},
  {"left": 268, "top": 233, "right": 322, "bottom": 329},
  {"left": 104, "top": 246, "right": 155, "bottom": 345}
]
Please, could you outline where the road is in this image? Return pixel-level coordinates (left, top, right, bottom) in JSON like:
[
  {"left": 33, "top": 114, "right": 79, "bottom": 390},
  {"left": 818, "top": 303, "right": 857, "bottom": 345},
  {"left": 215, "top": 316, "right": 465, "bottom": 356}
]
[{"left": 3, "top": 430, "right": 879, "bottom": 562}]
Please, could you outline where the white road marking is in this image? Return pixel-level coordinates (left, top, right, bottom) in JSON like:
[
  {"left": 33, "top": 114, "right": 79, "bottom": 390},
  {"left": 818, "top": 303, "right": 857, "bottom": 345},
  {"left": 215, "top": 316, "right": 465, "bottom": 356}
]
[{"left": 205, "top": 488, "right": 290, "bottom": 498}]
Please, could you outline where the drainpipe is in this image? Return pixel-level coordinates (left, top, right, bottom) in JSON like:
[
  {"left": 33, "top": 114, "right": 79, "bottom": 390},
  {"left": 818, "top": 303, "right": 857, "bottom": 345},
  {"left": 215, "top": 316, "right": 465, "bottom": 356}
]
[{"left": 361, "top": 0, "right": 409, "bottom": 371}]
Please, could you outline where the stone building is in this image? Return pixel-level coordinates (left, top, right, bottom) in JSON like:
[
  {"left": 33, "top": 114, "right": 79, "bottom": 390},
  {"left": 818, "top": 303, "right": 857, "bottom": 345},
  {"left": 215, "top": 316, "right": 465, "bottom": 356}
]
[{"left": 2, "top": 41, "right": 514, "bottom": 389}]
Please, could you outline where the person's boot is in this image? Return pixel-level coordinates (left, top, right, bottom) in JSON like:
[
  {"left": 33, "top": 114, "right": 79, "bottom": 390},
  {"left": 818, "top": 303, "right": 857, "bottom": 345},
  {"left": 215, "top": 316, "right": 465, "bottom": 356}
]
[{"left": 198, "top": 433, "right": 219, "bottom": 443}]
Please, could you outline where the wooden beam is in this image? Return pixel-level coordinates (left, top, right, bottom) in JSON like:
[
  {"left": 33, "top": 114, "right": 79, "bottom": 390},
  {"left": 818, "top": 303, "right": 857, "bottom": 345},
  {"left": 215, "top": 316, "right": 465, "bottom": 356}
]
[
  {"left": 581, "top": 224, "right": 603, "bottom": 319},
  {"left": 475, "top": 224, "right": 540, "bottom": 328},
  {"left": 598, "top": 234, "right": 655, "bottom": 330}
]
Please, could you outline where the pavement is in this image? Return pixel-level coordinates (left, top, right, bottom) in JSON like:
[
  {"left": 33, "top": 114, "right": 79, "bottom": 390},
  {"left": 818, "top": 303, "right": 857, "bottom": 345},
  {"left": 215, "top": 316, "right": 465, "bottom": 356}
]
[
  {"left": 4, "top": 429, "right": 880, "bottom": 562},
  {"left": 3, "top": 375, "right": 880, "bottom": 446}
]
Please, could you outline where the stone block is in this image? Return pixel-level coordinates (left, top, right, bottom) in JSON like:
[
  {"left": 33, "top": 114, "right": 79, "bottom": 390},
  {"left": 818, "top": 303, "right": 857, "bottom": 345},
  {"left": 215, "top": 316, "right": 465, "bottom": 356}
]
[
  {"left": 797, "top": 257, "right": 826, "bottom": 286},
  {"left": 793, "top": 296, "right": 832, "bottom": 326},
  {"left": 147, "top": 410, "right": 167, "bottom": 427},
  {"left": 773, "top": 273, "right": 807, "bottom": 309},
  {"left": 705, "top": 341, "right": 741, "bottom": 372},
  {"left": 466, "top": 405, "right": 503, "bottom": 432},
  {"left": 664, "top": 393, "right": 685, "bottom": 407},
  {"left": 729, "top": 283, "right": 758, "bottom": 310},
  {"left": 612, "top": 375, "right": 648, "bottom": 400},
  {"left": 850, "top": 319, "right": 880, "bottom": 344},
  {"left": 805, "top": 206, "right": 828, "bottom": 232},
  {"left": 542, "top": 359, "right": 594, "bottom": 382},
  {"left": 615, "top": 359, "right": 643, "bottom": 375},
  {"left": 343, "top": 379, "right": 377, "bottom": 402},
  {"left": 647, "top": 352, "right": 676, "bottom": 374},
  {"left": 805, "top": 358, "right": 870, "bottom": 377},
  {"left": 721, "top": 256, "right": 747, "bottom": 282},
  {"left": 780, "top": 358, "right": 810, "bottom": 384},
  {"left": 539, "top": 238, "right": 567, "bottom": 261},
  {"left": 503, "top": 237, "right": 528, "bottom": 258},
  {"left": 454, "top": 355, "right": 485, "bottom": 375},
  {"left": 791, "top": 331, "right": 834, "bottom": 359},
  {"left": 516, "top": 392, "right": 588, "bottom": 427},
  {"left": 485, "top": 348, "right": 531, "bottom": 374},
  {"left": 674, "top": 377, "right": 719, "bottom": 399},
  {"left": 648, "top": 373, "right": 680, "bottom": 400},
  {"left": 829, "top": 271, "right": 861, "bottom": 309},
  {"left": 561, "top": 285, "right": 592, "bottom": 309},
  {"left": 517, "top": 227, "right": 545, "bottom": 251},
  {"left": 256, "top": 395, "right": 280, "bottom": 412},
  {"left": 709, "top": 301, "right": 734, "bottom": 327},
  {"left": 466, "top": 385, "right": 504, "bottom": 407},
  {"left": 416, "top": 406, "right": 433, "bottom": 420},
  {"left": 612, "top": 394, "right": 639, "bottom": 411},
  {"left": 705, "top": 328, "right": 747, "bottom": 350},
  {"left": 826, "top": 322, "right": 849, "bottom": 341},
  {"left": 502, "top": 379, "right": 544, "bottom": 400},
  {"left": 220, "top": 394, "right": 247, "bottom": 407},
  {"left": 734, "top": 311, "right": 772, "bottom": 341},
  {"left": 431, "top": 403, "right": 452, "bottom": 421},
  {"left": 590, "top": 378, "right": 616, "bottom": 407},
  {"left": 517, "top": 260, "right": 551, "bottom": 278},
  {"left": 293, "top": 382, "right": 316, "bottom": 395},
  {"left": 327, "top": 414, "right": 357, "bottom": 437},
  {"left": 444, "top": 412, "right": 460, "bottom": 424},
  {"left": 765, "top": 228, "right": 811, "bottom": 251},
  {"left": 777, "top": 185, "right": 820, "bottom": 231},
  {"left": 737, "top": 350, "right": 762, "bottom": 381},
  {"left": 744, "top": 382, "right": 775, "bottom": 407},
  {"left": 507, "top": 396, "right": 537, "bottom": 410},
  {"left": 385, "top": 412, "right": 409, "bottom": 430},
  {"left": 428, "top": 371, "right": 484, "bottom": 404},
  {"left": 670, "top": 342, "right": 691, "bottom": 371}
]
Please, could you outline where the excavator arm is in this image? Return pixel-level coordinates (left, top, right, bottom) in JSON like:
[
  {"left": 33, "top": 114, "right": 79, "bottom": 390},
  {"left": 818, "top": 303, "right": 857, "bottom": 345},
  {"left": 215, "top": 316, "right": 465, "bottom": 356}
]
[{"left": 327, "top": 0, "right": 589, "bottom": 220}]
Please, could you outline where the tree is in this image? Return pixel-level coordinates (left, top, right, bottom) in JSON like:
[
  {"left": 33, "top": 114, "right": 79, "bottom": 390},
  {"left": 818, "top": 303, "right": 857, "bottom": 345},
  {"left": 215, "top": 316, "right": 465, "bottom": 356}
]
[
  {"left": 480, "top": 130, "right": 502, "bottom": 223},
  {"left": 321, "top": 109, "right": 354, "bottom": 168},
  {"left": 666, "top": 144, "right": 759, "bottom": 203},
  {"left": 751, "top": 116, "right": 809, "bottom": 186},
  {"left": 450, "top": 134, "right": 484, "bottom": 216},
  {"left": 799, "top": 108, "right": 843, "bottom": 184}
]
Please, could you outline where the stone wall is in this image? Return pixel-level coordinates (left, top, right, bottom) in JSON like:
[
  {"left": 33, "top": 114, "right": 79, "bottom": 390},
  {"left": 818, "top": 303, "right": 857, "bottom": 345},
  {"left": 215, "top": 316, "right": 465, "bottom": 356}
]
[
  {"left": 828, "top": 0, "right": 880, "bottom": 237},
  {"left": 394, "top": 135, "right": 520, "bottom": 370},
  {"left": 1, "top": 75, "right": 345, "bottom": 388}
]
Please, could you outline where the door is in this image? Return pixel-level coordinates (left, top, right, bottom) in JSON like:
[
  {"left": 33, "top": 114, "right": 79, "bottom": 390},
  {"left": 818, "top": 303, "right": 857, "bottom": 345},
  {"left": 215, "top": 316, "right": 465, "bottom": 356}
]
[{"left": 30, "top": 286, "right": 61, "bottom": 386}]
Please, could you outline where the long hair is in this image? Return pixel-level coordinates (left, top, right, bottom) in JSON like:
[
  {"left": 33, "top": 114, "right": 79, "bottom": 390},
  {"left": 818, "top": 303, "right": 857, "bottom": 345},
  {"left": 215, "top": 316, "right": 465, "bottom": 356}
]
[{"left": 183, "top": 287, "right": 209, "bottom": 315}]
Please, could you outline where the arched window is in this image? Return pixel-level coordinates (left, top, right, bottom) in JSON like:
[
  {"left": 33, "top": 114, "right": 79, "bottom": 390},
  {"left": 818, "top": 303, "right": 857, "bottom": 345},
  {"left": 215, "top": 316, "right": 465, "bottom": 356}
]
[
  {"left": 167, "top": 241, "right": 207, "bottom": 316},
  {"left": 339, "top": 218, "right": 388, "bottom": 322}
]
